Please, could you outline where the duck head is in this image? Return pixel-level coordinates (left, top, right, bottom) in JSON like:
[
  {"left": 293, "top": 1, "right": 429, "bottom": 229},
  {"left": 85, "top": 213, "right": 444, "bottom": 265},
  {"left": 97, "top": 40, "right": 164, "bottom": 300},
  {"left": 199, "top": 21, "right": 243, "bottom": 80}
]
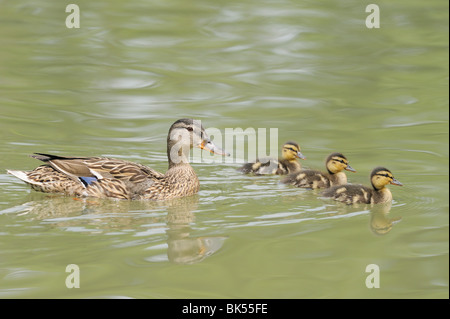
[
  {"left": 167, "top": 119, "right": 229, "bottom": 167},
  {"left": 370, "top": 167, "right": 403, "bottom": 190},
  {"left": 326, "top": 152, "right": 355, "bottom": 174},
  {"left": 281, "top": 141, "right": 306, "bottom": 162}
]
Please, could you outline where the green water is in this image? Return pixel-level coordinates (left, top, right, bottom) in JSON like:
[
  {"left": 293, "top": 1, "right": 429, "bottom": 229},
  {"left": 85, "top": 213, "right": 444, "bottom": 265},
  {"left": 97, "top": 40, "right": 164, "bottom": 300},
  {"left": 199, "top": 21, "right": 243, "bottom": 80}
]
[{"left": 0, "top": 0, "right": 448, "bottom": 299}]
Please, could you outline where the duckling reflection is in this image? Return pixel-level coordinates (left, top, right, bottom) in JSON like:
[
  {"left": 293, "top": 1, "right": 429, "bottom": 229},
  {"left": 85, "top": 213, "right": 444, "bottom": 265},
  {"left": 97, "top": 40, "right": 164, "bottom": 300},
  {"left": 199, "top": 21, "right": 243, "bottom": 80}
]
[
  {"left": 315, "top": 199, "right": 402, "bottom": 235},
  {"left": 4, "top": 194, "right": 227, "bottom": 264},
  {"left": 369, "top": 201, "right": 402, "bottom": 236}
]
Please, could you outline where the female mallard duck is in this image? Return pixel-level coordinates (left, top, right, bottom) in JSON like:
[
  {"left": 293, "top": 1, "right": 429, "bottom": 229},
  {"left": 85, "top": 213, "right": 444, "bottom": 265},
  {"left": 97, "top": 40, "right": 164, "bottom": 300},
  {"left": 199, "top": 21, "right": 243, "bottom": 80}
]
[
  {"left": 321, "top": 167, "right": 403, "bottom": 204},
  {"left": 7, "top": 119, "right": 229, "bottom": 200},
  {"left": 282, "top": 152, "right": 355, "bottom": 188},
  {"left": 238, "top": 141, "right": 305, "bottom": 175}
]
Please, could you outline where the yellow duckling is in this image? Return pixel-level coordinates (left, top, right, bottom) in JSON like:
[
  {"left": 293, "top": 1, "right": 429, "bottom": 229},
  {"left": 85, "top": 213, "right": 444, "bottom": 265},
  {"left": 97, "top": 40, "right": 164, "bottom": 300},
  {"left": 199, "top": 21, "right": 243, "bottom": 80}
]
[
  {"left": 7, "top": 119, "right": 229, "bottom": 200},
  {"left": 238, "top": 141, "right": 305, "bottom": 175},
  {"left": 282, "top": 152, "right": 355, "bottom": 188},
  {"left": 321, "top": 167, "right": 403, "bottom": 204}
]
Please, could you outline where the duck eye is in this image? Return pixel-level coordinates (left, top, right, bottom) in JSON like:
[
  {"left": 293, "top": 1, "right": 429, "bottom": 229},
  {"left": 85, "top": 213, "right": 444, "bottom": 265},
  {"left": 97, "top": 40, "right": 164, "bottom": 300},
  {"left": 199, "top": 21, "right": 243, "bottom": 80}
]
[{"left": 186, "top": 127, "right": 193, "bottom": 132}]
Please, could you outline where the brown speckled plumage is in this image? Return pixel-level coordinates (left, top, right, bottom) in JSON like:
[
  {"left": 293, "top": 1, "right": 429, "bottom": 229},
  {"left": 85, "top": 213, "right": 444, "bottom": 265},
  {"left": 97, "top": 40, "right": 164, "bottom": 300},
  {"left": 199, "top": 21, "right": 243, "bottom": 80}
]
[
  {"left": 24, "top": 165, "right": 86, "bottom": 196},
  {"left": 138, "top": 164, "right": 199, "bottom": 200},
  {"left": 321, "top": 167, "right": 403, "bottom": 204},
  {"left": 282, "top": 152, "right": 355, "bottom": 189},
  {"left": 7, "top": 119, "right": 228, "bottom": 201}
]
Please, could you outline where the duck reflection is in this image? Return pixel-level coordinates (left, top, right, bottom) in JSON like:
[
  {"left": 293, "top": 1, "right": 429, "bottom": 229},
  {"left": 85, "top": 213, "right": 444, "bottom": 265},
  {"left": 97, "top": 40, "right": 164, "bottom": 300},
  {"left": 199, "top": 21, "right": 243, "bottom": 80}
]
[
  {"left": 165, "top": 196, "right": 227, "bottom": 264},
  {"left": 4, "top": 193, "right": 227, "bottom": 264},
  {"left": 369, "top": 201, "right": 402, "bottom": 236},
  {"left": 166, "top": 224, "right": 227, "bottom": 264}
]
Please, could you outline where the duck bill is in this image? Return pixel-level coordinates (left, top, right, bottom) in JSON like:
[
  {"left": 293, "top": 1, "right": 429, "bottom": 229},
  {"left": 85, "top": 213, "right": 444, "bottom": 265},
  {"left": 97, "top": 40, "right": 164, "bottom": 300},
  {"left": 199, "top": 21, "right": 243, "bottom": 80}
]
[
  {"left": 199, "top": 140, "right": 230, "bottom": 156},
  {"left": 345, "top": 165, "right": 356, "bottom": 172},
  {"left": 390, "top": 178, "right": 403, "bottom": 186},
  {"left": 296, "top": 151, "right": 306, "bottom": 160}
]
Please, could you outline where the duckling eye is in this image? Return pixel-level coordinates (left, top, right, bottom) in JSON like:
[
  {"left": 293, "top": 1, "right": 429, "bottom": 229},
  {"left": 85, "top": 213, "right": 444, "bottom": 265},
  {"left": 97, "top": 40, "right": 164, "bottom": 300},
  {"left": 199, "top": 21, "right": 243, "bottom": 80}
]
[{"left": 186, "top": 127, "right": 194, "bottom": 132}]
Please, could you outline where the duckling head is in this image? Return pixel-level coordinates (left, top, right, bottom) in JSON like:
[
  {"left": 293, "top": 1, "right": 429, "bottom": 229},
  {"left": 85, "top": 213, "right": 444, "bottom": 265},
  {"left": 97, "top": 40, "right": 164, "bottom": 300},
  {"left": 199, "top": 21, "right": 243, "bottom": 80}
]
[
  {"left": 167, "top": 119, "right": 229, "bottom": 167},
  {"left": 370, "top": 167, "right": 403, "bottom": 190},
  {"left": 325, "top": 152, "right": 356, "bottom": 174},
  {"left": 281, "top": 141, "right": 306, "bottom": 162}
]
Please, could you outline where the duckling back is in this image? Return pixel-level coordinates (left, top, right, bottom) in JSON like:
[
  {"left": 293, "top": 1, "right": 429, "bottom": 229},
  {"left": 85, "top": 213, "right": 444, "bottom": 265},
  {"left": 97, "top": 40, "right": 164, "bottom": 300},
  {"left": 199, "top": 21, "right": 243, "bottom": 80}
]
[
  {"left": 238, "top": 158, "right": 301, "bottom": 175},
  {"left": 321, "top": 184, "right": 379, "bottom": 204},
  {"left": 282, "top": 169, "right": 339, "bottom": 188}
]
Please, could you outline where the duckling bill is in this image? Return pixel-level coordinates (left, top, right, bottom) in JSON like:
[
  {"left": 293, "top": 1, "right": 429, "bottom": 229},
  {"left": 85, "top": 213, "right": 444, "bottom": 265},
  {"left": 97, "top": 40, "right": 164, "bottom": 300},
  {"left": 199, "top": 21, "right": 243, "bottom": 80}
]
[
  {"left": 321, "top": 167, "right": 402, "bottom": 205},
  {"left": 282, "top": 152, "right": 355, "bottom": 188},
  {"left": 7, "top": 118, "right": 229, "bottom": 200},
  {"left": 238, "top": 141, "right": 305, "bottom": 175}
]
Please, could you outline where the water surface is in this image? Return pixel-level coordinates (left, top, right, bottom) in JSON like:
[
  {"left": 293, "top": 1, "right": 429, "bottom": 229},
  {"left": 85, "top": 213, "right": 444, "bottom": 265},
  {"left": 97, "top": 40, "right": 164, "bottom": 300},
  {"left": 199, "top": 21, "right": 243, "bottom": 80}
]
[{"left": 0, "top": 0, "right": 448, "bottom": 299}]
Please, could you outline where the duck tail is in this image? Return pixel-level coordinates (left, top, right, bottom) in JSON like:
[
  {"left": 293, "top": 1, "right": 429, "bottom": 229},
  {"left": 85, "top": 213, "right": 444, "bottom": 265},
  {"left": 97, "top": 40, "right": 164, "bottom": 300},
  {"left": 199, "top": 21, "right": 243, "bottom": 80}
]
[
  {"left": 30, "top": 153, "right": 63, "bottom": 162},
  {"left": 6, "top": 169, "right": 36, "bottom": 185}
]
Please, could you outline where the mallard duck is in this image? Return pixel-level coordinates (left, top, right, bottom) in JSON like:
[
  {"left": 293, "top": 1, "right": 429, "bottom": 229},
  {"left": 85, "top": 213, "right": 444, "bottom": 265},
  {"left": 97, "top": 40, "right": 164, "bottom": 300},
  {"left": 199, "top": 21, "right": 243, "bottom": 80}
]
[
  {"left": 238, "top": 141, "right": 305, "bottom": 175},
  {"left": 282, "top": 152, "right": 355, "bottom": 188},
  {"left": 321, "top": 167, "right": 403, "bottom": 204},
  {"left": 7, "top": 119, "right": 229, "bottom": 200}
]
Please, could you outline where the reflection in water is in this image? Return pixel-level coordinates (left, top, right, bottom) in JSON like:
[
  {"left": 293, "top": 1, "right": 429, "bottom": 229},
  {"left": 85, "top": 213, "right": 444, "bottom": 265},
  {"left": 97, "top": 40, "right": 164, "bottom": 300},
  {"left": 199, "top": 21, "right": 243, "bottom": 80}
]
[
  {"left": 165, "top": 196, "right": 227, "bottom": 264},
  {"left": 313, "top": 198, "right": 402, "bottom": 236},
  {"left": 369, "top": 202, "right": 402, "bottom": 236},
  {"left": 3, "top": 195, "right": 227, "bottom": 264},
  {"left": 166, "top": 225, "right": 227, "bottom": 264}
]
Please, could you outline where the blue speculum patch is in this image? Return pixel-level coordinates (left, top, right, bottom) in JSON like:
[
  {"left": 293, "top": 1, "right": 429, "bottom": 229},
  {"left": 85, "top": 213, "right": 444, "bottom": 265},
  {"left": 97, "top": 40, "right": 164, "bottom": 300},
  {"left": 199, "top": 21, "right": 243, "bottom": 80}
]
[{"left": 79, "top": 176, "right": 98, "bottom": 186}]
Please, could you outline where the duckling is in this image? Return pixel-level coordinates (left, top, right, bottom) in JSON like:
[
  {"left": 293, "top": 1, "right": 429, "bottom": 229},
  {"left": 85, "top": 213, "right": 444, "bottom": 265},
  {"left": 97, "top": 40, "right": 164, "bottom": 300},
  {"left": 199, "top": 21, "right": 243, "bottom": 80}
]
[
  {"left": 282, "top": 152, "right": 355, "bottom": 188},
  {"left": 7, "top": 119, "right": 229, "bottom": 200},
  {"left": 238, "top": 141, "right": 305, "bottom": 175},
  {"left": 321, "top": 167, "right": 403, "bottom": 204}
]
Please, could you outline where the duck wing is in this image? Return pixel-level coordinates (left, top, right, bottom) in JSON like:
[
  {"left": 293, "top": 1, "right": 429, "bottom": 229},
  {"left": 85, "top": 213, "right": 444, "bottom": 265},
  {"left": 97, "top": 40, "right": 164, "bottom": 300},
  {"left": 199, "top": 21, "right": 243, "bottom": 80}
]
[{"left": 31, "top": 153, "right": 164, "bottom": 194}]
